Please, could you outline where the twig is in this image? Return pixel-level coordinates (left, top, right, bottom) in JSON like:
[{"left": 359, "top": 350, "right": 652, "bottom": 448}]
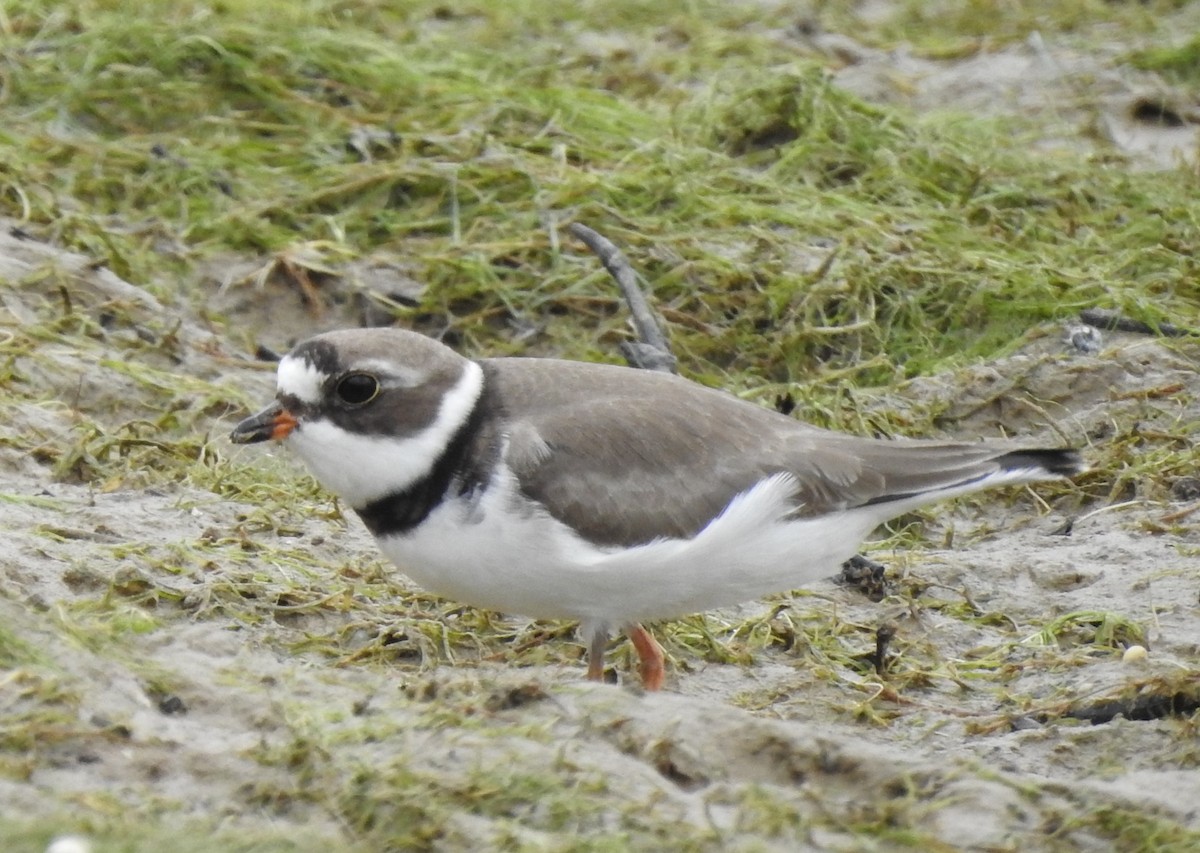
[
  {"left": 1079, "top": 308, "right": 1198, "bottom": 338},
  {"left": 872, "top": 622, "right": 896, "bottom": 675},
  {"left": 1158, "top": 501, "right": 1200, "bottom": 525},
  {"left": 567, "top": 222, "right": 677, "bottom": 373}
]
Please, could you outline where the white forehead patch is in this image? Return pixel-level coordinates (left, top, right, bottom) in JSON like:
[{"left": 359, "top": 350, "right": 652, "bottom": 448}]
[{"left": 277, "top": 355, "right": 327, "bottom": 405}]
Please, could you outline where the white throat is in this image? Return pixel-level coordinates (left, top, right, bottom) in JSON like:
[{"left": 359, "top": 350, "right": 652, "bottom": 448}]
[{"left": 284, "top": 360, "right": 485, "bottom": 508}]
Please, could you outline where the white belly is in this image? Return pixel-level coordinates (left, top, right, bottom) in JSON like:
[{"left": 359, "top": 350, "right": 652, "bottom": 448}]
[{"left": 374, "top": 471, "right": 877, "bottom": 627}]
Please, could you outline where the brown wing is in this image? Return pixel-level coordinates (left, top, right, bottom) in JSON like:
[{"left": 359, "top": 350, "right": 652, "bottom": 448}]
[{"left": 482, "top": 358, "right": 1054, "bottom": 547}]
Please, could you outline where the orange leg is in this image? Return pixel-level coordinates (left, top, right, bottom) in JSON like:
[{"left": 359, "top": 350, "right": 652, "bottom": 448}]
[{"left": 627, "top": 623, "right": 665, "bottom": 691}]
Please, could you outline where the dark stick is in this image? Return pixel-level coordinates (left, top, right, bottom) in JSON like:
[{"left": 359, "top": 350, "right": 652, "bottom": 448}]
[
  {"left": 872, "top": 623, "right": 896, "bottom": 675},
  {"left": 567, "top": 222, "right": 677, "bottom": 374},
  {"left": 1079, "top": 308, "right": 1198, "bottom": 338}
]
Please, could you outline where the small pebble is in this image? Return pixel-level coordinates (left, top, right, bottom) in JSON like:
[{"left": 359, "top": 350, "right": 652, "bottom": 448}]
[
  {"left": 1064, "top": 323, "right": 1102, "bottom": 354},
  {"left": 1122, "top": 645, "right": 1148, "bottom": 664}
]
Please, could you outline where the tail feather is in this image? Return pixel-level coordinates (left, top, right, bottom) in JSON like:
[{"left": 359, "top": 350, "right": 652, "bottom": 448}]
[
  {"left": 995, "top": 448, "right": 1086, "bottom": 478},
  {"left": 858, "top": 444, "right": 1084, "bottom": 512}
]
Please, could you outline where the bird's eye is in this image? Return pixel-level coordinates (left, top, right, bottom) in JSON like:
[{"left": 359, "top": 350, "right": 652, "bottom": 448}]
[{"left": 335, "top": 373, "right": 379, "bottom": 405}]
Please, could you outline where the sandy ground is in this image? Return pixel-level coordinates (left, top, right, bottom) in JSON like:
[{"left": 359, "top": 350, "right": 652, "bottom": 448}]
[{"left": 2, "top": 20, "right": 1199, "bottom": 853}]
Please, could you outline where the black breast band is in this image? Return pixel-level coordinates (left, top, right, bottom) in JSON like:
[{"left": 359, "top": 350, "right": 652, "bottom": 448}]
[{"left": 355, "top": 379, "right": 493, "bottom": 537}]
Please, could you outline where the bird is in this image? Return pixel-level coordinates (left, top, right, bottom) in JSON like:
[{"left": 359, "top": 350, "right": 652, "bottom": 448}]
[{"left": 230, "top": 327, "right": 1084, "bottom": 690}]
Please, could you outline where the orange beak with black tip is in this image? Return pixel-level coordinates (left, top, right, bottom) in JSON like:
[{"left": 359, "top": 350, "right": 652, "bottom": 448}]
[{"left": 230, "top": 401, "right": 299, "bottom": 444}]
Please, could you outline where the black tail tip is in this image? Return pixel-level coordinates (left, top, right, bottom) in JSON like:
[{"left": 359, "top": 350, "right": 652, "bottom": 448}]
[{"left": 1000, "top": 448, "right": 1086, "bottom": 477}]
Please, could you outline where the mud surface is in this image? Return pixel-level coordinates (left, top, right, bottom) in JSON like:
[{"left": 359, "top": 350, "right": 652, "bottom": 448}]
[{"left": 3, "top": 22, "right": 1200, "bottom": 853}]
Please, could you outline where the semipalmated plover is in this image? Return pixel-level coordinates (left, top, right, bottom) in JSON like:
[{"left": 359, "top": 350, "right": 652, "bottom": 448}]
[{"left": 231, "top": 328, "right": 1083, "bottom": 689}]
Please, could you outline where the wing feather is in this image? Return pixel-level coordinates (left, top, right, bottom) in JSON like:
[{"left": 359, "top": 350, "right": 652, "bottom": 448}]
[{"left": 480, "top": 358, "right": 1071, "bottom": 548}]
